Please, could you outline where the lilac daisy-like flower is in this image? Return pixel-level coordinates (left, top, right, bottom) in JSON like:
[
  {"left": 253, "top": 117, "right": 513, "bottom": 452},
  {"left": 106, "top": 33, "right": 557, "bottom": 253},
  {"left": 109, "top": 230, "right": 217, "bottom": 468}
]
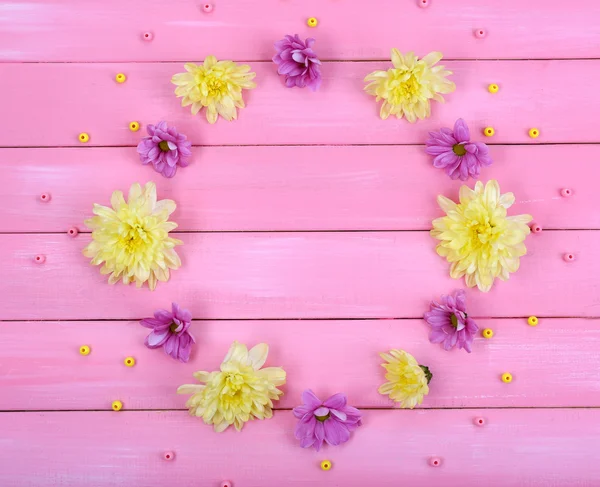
[
  {"left": 137, "top": 121, "right": 192, "bottom": 178},
  {"left": 293, "top": 390, "right": 362, "bottom": 451},
  {"left": 424, "top": 290, "right": 478, "bottom": 353},
  {"left": 425, "top": 118, "right": 492, "bottom": 181},
  {"left": 140, "top": 303, "right": 195, "bottom": 362},
  {"left": 273, "top": 34, "right": 322, "bottom": 91}
]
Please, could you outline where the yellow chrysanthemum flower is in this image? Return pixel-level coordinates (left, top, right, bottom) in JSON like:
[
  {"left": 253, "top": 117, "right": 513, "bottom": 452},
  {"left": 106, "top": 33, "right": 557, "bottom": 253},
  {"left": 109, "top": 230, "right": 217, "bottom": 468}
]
[
  {"left": 364, "top": 49, "right": 455, "bottom": 122},
  {"left": 431, "top": 180, "right": 533, "bottom": 292},
  {"left": 177, "top": 341, "right": 286, "bottom": 432},
  {"left": 171, "top": 56, "right": 256, "bottom": 124},
  {"left": 82, "top": 182, "right": 182, "bottom": 290},
  {"left": 378, "top": 349, "right": 431, "bottom": 409}
]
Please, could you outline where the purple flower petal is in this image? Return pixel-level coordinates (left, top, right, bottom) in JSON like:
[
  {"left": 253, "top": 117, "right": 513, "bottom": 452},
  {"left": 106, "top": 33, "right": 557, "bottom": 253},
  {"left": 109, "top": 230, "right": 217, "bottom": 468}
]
[
  {"left": 453, "top": 118, "right": 470, "bottom": 143},
  {"left": 273, "top": 34, "right": 322, "bottom": 91},
  {"left": 424, "top": 290, "right": 478, "bottom": 353},
  {"left": 433, "top": 152, "right": 459, "bottom": 169},
  {"left": 323, "top": 393, "right": 347, "bottom": 410},
  {"left": 314, "top": 406, "right": 330, "bottom": 417},
  {"left": 323, "top": 418, "right": 351, "bottom": 446},
  {"left": 145, "top": 329, "right": 170, "bottom": 348}
]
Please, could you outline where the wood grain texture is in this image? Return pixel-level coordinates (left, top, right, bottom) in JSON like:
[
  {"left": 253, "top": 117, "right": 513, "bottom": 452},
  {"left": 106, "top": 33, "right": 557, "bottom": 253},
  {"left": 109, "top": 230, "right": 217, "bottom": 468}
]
[
  {"left": 1, "top": 231, "right": 597, "bottom": 321},
  {"left": 1, "top": 145, "right": 593, "bottom": 233},
  {"left": 0, "top": 60, "right": 597, "bottom": 147},
  {"left": 1, "top": 409, "right": 599, "bottom": 487},
  {"left": 1, "top": 319, "right": 599, "bottom": 411},
  {"left": 3, "top": 0, "right": 600, "bottom": 62}
]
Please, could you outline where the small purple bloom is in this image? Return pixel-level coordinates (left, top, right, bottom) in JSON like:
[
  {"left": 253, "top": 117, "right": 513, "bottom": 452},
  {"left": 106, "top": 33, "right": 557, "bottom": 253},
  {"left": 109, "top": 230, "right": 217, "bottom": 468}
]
[
  {"left": 273, "top": 34, "right": 322, "bottom": 91},
  {"left": 292, "top": 390, "right": 362, "bottom": 451},
  {"left": 137, "top": 121, "right": 192, "bottom": 178},
  {"left": 425, "top": 119, "right": 492, "bottom": 181},
  {"left": 140, "top": 303, "right": 195, "bottom": 362},
  {"left": 424, "top": 290, "right": 479, "bottom": 353}
]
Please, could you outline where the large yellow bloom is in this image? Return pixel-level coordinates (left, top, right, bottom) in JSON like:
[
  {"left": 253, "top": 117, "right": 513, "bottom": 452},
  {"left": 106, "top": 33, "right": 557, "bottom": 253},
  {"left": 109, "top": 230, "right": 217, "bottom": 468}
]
[
  {"left": 364, "top": 49, "right": 455, "bottom": 122},
  {"left": 378, "top": 349, "right": 430, "bottom": 409},
  {"left": 431, "top": 180, "right": 533, "bottom": 292},
  {"left": 177, "top": 341, "right": 286, "bottom": 432},
  {"left": 83, "top": 182, "right": 182, "bottom": 290},
  {"left": 171, "top": 57, "right": 256, "bottom": 124}
]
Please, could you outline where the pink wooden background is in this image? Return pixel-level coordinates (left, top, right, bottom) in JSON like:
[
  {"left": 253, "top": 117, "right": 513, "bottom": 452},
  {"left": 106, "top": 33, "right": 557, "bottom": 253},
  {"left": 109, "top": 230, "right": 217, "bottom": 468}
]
[{"left": 1, "top": 1, "right": 599, "bottom": 485}]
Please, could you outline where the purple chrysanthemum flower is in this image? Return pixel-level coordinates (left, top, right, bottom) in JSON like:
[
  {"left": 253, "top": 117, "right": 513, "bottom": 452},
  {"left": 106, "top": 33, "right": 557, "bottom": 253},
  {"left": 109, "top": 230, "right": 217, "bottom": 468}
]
[
  {"left": 425, "top": 118, "right": 492, "bottom": 181},
  {"left": 293, "top": 390, "right": 362, "bottom": 451},
  {"left": 424, "top": 290, "right": 479, "bottom": 353},
  {"left": 272, "top": 34, "right": 322, "bottom": 91},
  {"left": 140, "top": 303, "right": 195, "bottom": 362},
  {"left": 137, "top": 121, "right": 192, "bottom": 178}
]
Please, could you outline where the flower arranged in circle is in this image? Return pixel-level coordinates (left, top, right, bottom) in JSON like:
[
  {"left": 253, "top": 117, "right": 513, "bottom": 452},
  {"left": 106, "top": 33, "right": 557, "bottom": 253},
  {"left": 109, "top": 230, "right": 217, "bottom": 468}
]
[
  {"left": 293, "top": 390, "right": 362, "bottom": 451},
  {"left": 171, "top": 57, "right": 256, "bottom": 124},
  {"left": 424, "top": 290, "right": 478, "bottom": 353},
  {"left": 177, "top": 341, "right": 286, "bottom": 432},
  {"left": 425, "top": 118, "right": 492, "bottom": 180},
  {"left": 431, "top": 180, "right": 533, "bottom": 292},
  {"left": 140, "top": 303, "right": 195, "bottom": 362},
  {"left": 378, "top": 349, "right": 431, "bottom": 409},
  {"left": 272, "top": 34, "right": 322, "bottom": 91},
  {"left": 137, "top": 121, "right": 192, "bottom": 178},
  {"left": 82, "top": 182, "right": 182, "bottom": 290},
  {"left": 364, "top": 49, "right": 455, "bottom": 122}
]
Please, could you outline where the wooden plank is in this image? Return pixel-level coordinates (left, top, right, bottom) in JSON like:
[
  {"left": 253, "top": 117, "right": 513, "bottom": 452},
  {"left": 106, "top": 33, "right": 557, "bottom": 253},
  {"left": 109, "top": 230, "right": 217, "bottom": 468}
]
[
  {"left": 1, "top": 145, "right": 593, "bottom": 233},
  {"left": 3, "top": 0, "right": 600, "bottom": 62},
  {"left": 1, "top": 409, "right": 599, "bottom": 486},
  {"left": 1, "top": 231, "right": 597, "bottom": 321},
  {"left": 1, "top": 319, "right": 599, "bottom": 411},
  {"left": 0, "top": 60, "right": 598, "bottom": 146}
]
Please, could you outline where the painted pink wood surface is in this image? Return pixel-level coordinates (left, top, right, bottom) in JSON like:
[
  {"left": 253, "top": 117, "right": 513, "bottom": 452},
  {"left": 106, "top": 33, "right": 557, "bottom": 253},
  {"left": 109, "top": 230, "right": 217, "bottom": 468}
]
[
  {"left": 1, "top": 145, "right": 592, "bottom": 233},
  {"left": 1, "top": 231, "right": 597, "bottom": 321},
  {"left": 1, "top": 409, "right": 599, "bottom": 487},
  {"left": 3, "top": 0, "right": 600, "bottom": 62},
  {"left": 0, "top": 60, "right": 596, "bottom": 146},
  {"left": 2, "top": 319, "right": 599, "bottom": 411}
]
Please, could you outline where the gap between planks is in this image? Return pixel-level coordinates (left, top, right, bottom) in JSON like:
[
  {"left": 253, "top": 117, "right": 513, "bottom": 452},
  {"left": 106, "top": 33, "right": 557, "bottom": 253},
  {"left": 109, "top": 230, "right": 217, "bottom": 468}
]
[{"left": 4, "top": 406, "right": 600, "bottom": 413}]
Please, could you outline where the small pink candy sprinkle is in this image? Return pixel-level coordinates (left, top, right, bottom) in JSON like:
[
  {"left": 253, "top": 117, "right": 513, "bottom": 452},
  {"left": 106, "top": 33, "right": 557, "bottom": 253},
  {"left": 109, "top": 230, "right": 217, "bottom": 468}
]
[
  {"left": 560, "top": 188, "right": 572, "bottom": 198},
  {"left": 475, "top": 28, "right": 486, "bottom": 38},
  {"left": 563, "top": 253, "right": 575, "bottom": 263},
  {"left": 530, "top": 223, "right": 542, "bottom": 234},
  {"left": 429, "top": 457, "right": 441, "bottom": 467},
  {"left": 418, "top": 0, "right": 429, "bottom": 7},
  {"left": 163, "top": 451, "right": 174, "bottom": 461},
  {"left": 203, "top": 3, "right": 213, "bottom": 12},
  {"left": 40, "top": 193, "right": 51, "bottom": 202},
  {"left": 474, "top": 417, "right": 485, "bottom": 426},
  {"left": 34, "top": 254, "right": 46, "bottom": 264},
  {"left": 142, "top": 32, "right": 153, "bottom": 41},
  {"left": 68, "top": 227, "right": 79, "bottom": 237},
  {"left": 220, "top": 482, "right": 232, "bottom": 487}
]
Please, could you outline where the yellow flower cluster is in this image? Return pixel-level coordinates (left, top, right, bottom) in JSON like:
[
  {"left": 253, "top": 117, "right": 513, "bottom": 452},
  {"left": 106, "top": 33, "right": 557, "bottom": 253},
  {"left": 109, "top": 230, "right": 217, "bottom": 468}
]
[
  {"left": 378, "top": 349, "right": 430, "bottom": 409},
  {"left": 172, "top": 57, "right": 256, "bottom": 124},
  {"left": 178, "top": 342, "right": 286, "bottom": 432},
  {"left": 82, "top": 182, "right": 182, "bottom": 290},
  {"left": 364, "top": 49, "right": 455, "bottom": 122},
  {"left": 431, "top": 180, "right": 533, "bottom": 292}
]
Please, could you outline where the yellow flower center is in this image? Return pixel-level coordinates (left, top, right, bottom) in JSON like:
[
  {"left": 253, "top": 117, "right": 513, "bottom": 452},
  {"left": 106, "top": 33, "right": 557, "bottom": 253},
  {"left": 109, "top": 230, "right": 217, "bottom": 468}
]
[
  {"left": 388, "top": 71, "right": 421, "bottom": 104},
  {"left": 119, "top": 219, "right": 150, "bottom": 254},
  {"left": 469, "top": 217, "right": 498, "bottom": 245},
  {"left": 158, "top": 140, "right": 170, "bottom": 151},
  {"left": 450, "top": 314, "right": 458, "bottom": 328},
  {"left": 224, "top": 372, "right": 245, "bottom": 395},
  {"left": 205, "top": 75, "right": 227, "bottom": 98},
  {"left": 452, "top": 144, "right": 467, "bottom": 156}
]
